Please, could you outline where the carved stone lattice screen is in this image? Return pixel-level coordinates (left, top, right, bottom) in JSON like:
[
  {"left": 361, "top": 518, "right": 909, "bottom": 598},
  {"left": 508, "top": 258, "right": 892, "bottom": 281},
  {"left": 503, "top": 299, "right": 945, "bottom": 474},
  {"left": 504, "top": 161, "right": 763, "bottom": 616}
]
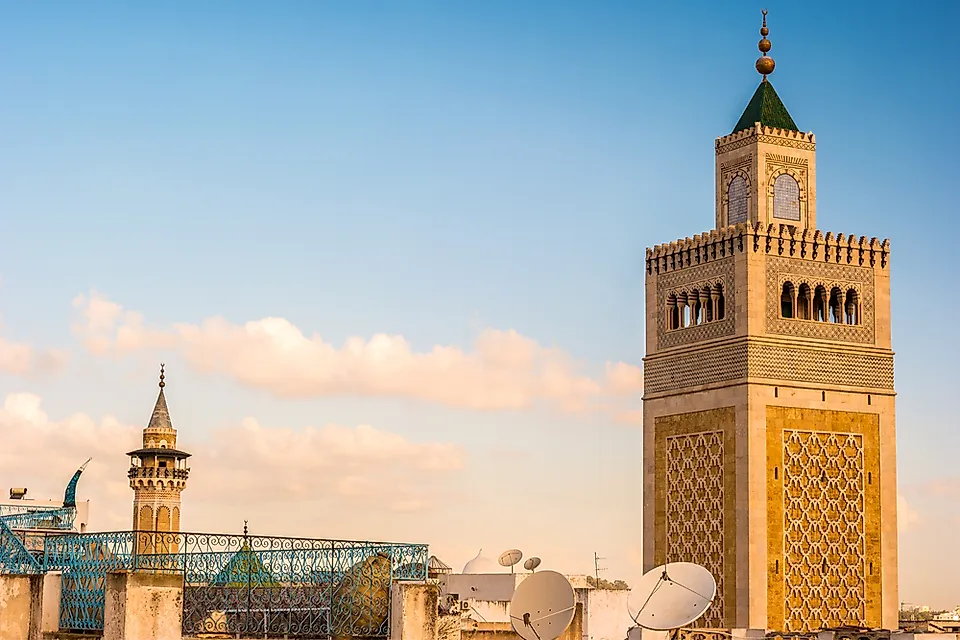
[
  {"left": 665, "top": 431, "right": 725, "bottom": 628},
  {"left": 781, "top": 430, "right": 866, "bottom": 631}
]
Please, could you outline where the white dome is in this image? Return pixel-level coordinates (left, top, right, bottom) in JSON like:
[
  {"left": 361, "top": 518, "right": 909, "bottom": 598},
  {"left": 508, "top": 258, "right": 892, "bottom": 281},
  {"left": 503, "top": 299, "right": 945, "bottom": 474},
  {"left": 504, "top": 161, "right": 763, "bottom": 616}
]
[{"left": 462, "top": 550, "right": 499, "bottom": 574}]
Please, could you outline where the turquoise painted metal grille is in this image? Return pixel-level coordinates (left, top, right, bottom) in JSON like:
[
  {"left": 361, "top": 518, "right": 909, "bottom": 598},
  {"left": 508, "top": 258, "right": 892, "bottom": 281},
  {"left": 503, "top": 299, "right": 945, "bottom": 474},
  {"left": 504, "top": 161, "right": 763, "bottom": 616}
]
[{"left": 17, "top": 531, "right": 427, "bottom": 638}]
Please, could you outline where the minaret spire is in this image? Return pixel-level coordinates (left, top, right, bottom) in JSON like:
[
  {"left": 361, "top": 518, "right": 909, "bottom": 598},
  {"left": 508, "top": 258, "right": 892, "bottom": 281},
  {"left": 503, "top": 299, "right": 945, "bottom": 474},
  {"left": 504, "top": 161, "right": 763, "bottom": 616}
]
[
  {"left": 129, "top": 365, "right": 191, "bottom": 552},
  {"left": 756, "top": 9, "right": 775, "bottom": 80}
]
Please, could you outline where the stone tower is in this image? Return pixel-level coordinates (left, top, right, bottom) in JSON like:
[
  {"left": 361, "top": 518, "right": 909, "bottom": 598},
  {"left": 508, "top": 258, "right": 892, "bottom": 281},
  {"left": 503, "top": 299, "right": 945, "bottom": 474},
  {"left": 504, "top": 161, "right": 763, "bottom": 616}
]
[
  {"left": 128, "top": 364, "right": 191, "bottom": 550},
  {"left": 641, "top": 12, "right": 897, "bottom": 633}
]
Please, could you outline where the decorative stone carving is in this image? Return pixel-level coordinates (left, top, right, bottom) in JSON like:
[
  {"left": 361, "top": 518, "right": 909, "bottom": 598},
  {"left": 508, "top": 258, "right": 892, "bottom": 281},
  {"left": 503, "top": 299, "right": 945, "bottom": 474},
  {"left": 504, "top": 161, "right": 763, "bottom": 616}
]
[
  {"left": 665, "top": 431, "right": 726, "bottom": 628},
  {"left": 766, "top": 256, "right": 876, "bottom": 344},
  {"left": 779, "top": 430, "right": 867, "bottom": 631},
  {"left": 643, "top": 341, "right": 894, "bottom": 395},
  {"left": 657, "top": 259, "right": 736, "bottom": 349}
]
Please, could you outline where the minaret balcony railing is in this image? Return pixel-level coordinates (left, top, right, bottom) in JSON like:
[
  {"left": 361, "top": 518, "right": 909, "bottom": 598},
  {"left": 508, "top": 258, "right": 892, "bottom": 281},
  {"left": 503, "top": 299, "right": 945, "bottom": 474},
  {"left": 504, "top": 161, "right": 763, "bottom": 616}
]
[{"left": 127, "top": 467, "right": 190, "bottom": 480}]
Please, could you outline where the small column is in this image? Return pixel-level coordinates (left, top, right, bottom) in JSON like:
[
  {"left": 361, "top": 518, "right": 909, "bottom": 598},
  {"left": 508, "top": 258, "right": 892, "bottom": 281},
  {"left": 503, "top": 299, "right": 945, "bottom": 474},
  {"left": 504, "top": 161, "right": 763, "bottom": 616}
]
[{"left": 103, "top": 571, "right": 184, "bottom": 640}]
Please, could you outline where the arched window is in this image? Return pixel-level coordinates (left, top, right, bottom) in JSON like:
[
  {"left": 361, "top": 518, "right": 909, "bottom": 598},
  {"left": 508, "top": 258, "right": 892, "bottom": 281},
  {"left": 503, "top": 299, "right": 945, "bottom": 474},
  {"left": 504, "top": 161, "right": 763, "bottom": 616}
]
[
  {"left": 797, "top": 283, "right": 812, "bottom": 320},
  {"left": 727, "top": 176, "right": 748, "bottom": 225},
  {"left": 773, "top": 174, "right": 801, "bottom": 221},
  {"left": 667, "top": 294, "right": 680, "bottom": 331},
  {"left": 702, "top": 287, "right": 714, "bottom": 323},
  {"left": 780, "top": 282, "right": 795, "bottom": 318},
  {"left": 828, "top": 287, "right": 843, "bottom": 323},
  {"left": 715, "top": 284, "right": 725, "bottom": 320},
  {"left": 157, "top": 506, "right": 171, "bottom": 534},
  {"left": 845, "top": 289, "right": 859, "bottom": 325},
  {"left": 814, "top": 286, "right": 827, "bottom": 321},
  {"left": 138, "top": 505, "right": 153, "bottom": 532}
]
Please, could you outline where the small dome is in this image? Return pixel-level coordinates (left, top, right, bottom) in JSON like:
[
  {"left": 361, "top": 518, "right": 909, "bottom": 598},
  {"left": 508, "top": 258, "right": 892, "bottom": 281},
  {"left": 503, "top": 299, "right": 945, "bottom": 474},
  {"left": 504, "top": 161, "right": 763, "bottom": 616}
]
[{"left": 462, "top": 550, "right": 499, "bottom": 574}]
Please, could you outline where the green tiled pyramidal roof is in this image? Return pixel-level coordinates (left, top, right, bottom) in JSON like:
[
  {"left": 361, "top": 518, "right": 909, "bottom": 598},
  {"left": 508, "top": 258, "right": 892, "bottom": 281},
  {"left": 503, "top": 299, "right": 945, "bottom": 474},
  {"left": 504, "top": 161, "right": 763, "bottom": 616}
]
[{"left": 732, "top": 79, "right": 799, "bottom": 134}]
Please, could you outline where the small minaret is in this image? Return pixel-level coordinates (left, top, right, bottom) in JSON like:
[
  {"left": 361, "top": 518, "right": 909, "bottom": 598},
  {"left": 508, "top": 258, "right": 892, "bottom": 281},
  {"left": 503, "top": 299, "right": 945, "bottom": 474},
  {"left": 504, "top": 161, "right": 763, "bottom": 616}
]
[{"left": 128, "top": 364, "right": 191, "bottom": 550}]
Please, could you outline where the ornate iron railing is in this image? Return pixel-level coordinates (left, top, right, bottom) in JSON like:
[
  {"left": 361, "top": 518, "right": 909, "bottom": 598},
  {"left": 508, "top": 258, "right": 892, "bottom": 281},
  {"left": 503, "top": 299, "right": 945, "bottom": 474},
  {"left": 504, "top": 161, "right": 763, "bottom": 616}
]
[
  {"left": 0, "top": 518, "right": 43, "bottom": 574},
  {"left": 0, "top": 504, "right": 77, "bottom": 531},
  {"left": 40, "top": 530, "right": 428, "bottom": 638}
]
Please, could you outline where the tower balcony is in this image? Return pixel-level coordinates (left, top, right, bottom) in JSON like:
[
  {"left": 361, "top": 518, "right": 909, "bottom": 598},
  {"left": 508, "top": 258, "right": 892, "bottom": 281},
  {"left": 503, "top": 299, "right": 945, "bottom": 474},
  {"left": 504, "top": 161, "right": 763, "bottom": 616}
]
[{"left": 127, "top": 466, "right": 190, "bottom": 481}]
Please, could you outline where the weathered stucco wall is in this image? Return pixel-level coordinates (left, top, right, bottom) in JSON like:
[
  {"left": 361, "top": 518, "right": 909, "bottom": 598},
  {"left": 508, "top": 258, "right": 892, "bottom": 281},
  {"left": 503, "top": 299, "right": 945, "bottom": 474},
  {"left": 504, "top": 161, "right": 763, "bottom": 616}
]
[
  {"left": 0, "top": 575, "right": 35, "bottom": 640},
  {"left": 103, "top": 571, "right": 184, "bottom": 640},
  {"left": 391, "top": 581, "right": 439, "bottom": 640},
  {"left": 584, "top": 589, "right": 633, "bottom": 640}
]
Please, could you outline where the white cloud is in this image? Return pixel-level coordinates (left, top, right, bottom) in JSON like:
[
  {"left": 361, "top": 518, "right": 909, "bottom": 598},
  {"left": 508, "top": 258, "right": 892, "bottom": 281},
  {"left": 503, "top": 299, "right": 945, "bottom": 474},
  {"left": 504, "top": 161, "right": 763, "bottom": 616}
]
[
  {"left": 72, "top": 291, "right": 643, "bottom": 414},
  {"left": 0, "top": 392, "right": 465, "bottom": 532},
  {"left": 898, "top": 494, "right": 920, "bottom": 533},
  {"left": 0, "top": 318, "right": 68, "bottom": 376}
]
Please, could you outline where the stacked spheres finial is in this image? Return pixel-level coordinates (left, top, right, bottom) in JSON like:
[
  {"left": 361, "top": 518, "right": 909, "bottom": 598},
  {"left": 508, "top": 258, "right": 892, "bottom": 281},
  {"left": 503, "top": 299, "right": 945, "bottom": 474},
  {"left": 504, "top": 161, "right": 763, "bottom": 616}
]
[{"left": 756, "top": 9, "right": 775, "bottom": 78}]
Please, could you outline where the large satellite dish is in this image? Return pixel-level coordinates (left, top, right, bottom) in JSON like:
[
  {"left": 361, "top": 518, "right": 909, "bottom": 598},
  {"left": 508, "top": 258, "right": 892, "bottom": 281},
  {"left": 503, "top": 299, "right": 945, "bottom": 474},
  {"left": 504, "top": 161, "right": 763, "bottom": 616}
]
[
  {"left": 499, "top": 549, "right": 523, "bottom": 574},
  {"left": 629, "top": 562, "right": 716, "bottom": 631},
  {"left": 523, "top": 557, "right": 541, "bottom": 572},
  {"left": 509, "top": 570, "right": 576, "bottom": 640}
]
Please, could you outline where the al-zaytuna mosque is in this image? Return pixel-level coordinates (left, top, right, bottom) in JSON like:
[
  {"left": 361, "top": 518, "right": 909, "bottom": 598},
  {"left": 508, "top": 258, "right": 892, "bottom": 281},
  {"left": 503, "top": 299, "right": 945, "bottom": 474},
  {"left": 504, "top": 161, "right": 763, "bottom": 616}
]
[
  {"left": 1, "top": 11, "right": 903, "bottom": 640},
  {"left": 642, "top": 9, "right": 898, "bottom": 636}
]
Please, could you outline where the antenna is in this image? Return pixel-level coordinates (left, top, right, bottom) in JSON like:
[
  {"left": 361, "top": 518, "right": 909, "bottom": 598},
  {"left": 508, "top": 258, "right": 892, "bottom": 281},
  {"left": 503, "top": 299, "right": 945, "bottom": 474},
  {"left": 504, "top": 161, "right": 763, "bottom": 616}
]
[
  {"left": 594, "top": 551, "right": 606, "bottom": 585},
  {"left": 509, "top": 570, "right": 576, "bottom": 640},
  {"left": 523, "top": 557, "right": 541, "bottom": 572},
  {"left": 499, "top": 549, "right": 523, "bottom": 574},
  {"left": 627, "top": 562, "right": 717, "bottom": 632}
]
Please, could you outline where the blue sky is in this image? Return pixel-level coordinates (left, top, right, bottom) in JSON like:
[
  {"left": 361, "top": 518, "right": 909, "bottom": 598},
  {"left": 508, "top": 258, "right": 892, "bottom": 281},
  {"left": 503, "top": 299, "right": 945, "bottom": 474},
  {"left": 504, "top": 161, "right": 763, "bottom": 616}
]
[{"left": 1, "top": 0, "right": 958, "bottom": 609}]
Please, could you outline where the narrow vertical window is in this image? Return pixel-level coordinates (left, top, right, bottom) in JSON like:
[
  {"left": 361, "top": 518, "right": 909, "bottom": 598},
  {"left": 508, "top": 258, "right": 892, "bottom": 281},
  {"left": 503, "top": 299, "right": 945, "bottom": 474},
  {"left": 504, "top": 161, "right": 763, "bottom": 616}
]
[
  {"left": 780, "top": 282, "right": 795, "bottom": 318},
  {"left": 814, "top": 286, "right": 827, "bottom": 321}
]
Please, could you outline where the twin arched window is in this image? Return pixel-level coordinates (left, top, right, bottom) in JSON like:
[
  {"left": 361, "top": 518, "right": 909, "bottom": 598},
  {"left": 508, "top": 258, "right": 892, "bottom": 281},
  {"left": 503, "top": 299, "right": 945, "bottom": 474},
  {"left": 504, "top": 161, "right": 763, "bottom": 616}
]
[
  {"left": 781, "top": 281, "right": 859, "bottom": 325},
  {"left": 773, "top": 174, "right": 801, "bottom": 221}
]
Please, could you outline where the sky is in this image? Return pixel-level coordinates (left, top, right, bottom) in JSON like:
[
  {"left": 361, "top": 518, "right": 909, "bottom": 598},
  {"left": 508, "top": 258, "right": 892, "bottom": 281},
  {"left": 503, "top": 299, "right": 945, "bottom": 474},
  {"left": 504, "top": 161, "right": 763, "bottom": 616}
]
[{"left": 0, "top": 0, "right": 958, "bottom": 610}]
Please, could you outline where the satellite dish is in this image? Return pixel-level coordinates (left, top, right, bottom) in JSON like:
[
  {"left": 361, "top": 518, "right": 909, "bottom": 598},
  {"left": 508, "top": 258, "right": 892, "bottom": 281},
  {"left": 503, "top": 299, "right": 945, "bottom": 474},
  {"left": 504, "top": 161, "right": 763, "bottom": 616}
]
[
  {"left": 523, "top": 557, "right": 541, "bottom": 572},
  {"left": 629, "top": 562, "right": 716, "bottom": 631},
  {"left": 499, "top": 549, "right": 523, "bottom": 574},
  {"left": 509, "top": 570, "right": 576, "bottom": 640}
]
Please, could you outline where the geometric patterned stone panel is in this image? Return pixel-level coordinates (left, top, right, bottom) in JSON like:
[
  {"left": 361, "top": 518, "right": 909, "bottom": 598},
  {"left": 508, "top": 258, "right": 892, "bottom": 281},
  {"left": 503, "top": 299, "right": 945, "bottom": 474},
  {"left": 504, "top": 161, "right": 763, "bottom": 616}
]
[
  {"left": 766, "top": 256, "right": 876, "bottom": 345},
  {"left": 766, "top": 407, "right": 882, "bottom": 632},
  {"left": 655, "top": 408, "right": 736, "bottom": 628},
  {"left": 666, "top": 431, "right": 725, "bottom": 628},
  {"left": 644, "top": 340, "right": 894, "bottom": 395}
]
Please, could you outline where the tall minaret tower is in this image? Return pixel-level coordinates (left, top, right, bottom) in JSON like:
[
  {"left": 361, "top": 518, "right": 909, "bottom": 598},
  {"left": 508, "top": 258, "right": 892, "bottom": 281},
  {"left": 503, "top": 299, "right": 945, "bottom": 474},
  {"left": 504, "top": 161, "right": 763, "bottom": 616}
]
[
  {"left": 642, "top": 11, "right": 897, "bottom": 634},
  {"left": 128, "top": 364, "right": 191, "bottom": 550}
]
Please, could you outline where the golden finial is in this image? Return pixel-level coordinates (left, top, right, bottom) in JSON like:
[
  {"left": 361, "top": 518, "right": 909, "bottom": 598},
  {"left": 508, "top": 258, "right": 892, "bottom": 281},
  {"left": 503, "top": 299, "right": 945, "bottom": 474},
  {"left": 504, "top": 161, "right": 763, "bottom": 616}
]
[
  {"left": 756, "top": 9, "right": 775, "bottom": 79},
  {"left": 159, "top": 363, "right": 165, "bottom": 389}
]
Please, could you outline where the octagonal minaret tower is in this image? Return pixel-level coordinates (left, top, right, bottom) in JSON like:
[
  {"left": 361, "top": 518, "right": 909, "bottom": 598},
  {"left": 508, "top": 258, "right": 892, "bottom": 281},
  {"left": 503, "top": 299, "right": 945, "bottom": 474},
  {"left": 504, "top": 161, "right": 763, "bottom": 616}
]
[{"left": 128, "top": 364, "right": 191, "bottom": 551}]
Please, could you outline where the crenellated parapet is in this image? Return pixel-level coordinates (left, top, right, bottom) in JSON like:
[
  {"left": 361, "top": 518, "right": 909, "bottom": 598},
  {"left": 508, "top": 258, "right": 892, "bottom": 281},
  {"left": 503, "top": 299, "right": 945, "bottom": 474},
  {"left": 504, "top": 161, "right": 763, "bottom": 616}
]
[
  {"left": 645, "top": 222, "right": 890, "bottom": 275},
  {"left": 716, "top": 123, "right": 816, "bottom": 154}
]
